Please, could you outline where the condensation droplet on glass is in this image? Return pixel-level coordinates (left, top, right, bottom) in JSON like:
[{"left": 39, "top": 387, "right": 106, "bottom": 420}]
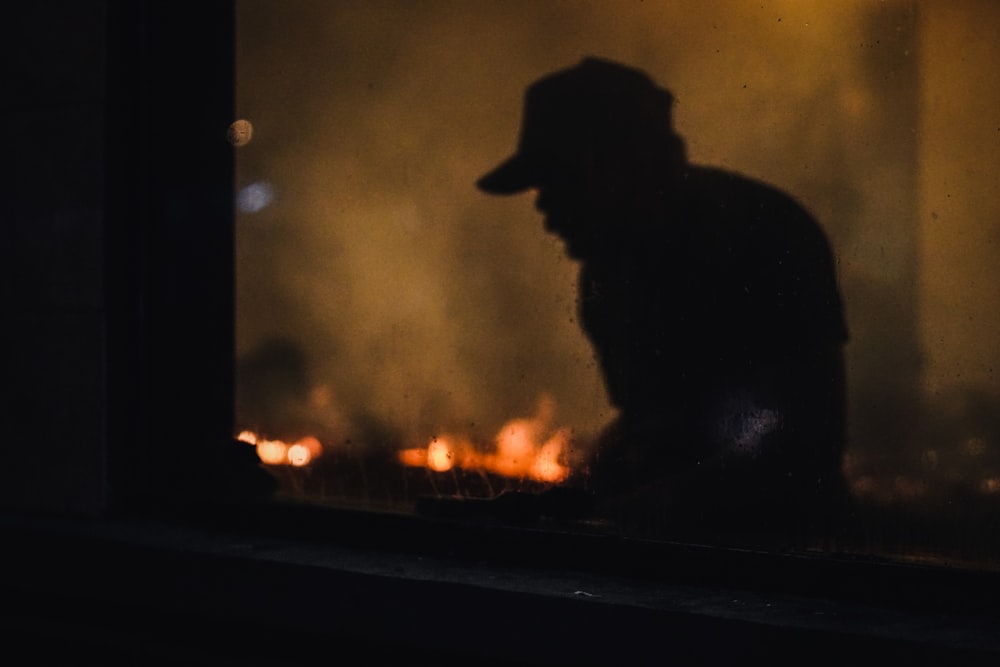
[{"left": 227, "top": 119, "right": 253, "bottom": 146}]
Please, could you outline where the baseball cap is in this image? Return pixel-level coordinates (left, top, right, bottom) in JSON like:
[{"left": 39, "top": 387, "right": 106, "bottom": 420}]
[{"left": 477, "top": 57, "right": 676, "bottom": 194}]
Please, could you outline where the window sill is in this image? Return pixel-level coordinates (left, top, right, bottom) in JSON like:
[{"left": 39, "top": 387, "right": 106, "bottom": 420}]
[{"left": 2, "top": 507, "right": 999, "bottom": 664}]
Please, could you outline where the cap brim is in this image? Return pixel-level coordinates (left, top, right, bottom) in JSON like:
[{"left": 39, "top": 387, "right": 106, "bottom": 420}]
[{"left": 476, "top": 153, "right": 536, "bottom": 194}]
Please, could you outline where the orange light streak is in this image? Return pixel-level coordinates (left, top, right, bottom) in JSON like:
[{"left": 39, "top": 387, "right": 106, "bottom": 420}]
[
  {"left": 396, "top": 395, "right": 571, "bottom": 483},
  {"left": 238, "top": 430, "right": 324, "bottom": 467}
]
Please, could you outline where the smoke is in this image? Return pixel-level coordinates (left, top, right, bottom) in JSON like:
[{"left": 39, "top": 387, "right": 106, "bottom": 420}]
[{"left": 234, "top": 0, "right": 1000, "bottom": 475}]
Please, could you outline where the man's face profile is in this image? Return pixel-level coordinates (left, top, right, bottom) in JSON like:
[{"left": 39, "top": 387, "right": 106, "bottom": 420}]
[
  {"left": 535, "top": 185, "right": 594, "bottom": 260},
  {"left": 532, "top": 153, "right": 627, "bottom": 261}
]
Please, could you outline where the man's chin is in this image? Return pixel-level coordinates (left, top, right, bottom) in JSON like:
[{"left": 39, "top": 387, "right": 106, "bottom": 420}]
[
  {"left": 544, "top": 221, "right": 587, "bottom": 259},
  {"left": 556, "top": 238, "right": 582, "bottom": 259}
]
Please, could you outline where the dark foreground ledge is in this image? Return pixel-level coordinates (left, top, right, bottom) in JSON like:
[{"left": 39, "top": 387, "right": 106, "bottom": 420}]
[{"left": 2, "top": 505, "right": 999, "bottom": 665}]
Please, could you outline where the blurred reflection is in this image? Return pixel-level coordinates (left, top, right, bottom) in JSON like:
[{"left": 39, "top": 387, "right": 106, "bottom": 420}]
[{"left": 478, "top": 58, "right": 848, "bottom": 535}]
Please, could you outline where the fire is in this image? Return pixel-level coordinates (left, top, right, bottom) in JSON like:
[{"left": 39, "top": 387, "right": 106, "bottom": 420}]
[
  {"left": 531, "top": 428, "right": 572, "bottom": 483},
  {"left": 287, "top": 443, "right": 312, "bottom": 466},
  {"left": 493, "top": 417, "right": 540, "bottom": 478},
  {"left": 237, "top": 430, "right": 259, "bottom": 445},
  {"left": 238, "top": 397, "right": 572, "bottom": 482},
  {"left": 238, "top": 430, "right": 323, "bottom": 467},
  {"left": 398, "top": 447, "right": 428, "bottom": 467},
  {"left": 399, "top": 434, "right": 476, "bottom": 473},
  {"left": 427, "top": 437, "right": 456, "bottom": 472},
  {"left": 256, "top": 439, "right": 288, "bottom": 465},
  {"left": 397, "top": 395, "right": 571, "bottom": 483}
]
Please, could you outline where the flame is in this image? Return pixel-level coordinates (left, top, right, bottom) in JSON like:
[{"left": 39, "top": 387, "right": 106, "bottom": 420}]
[
  {"left": 398, "top": 447, "right": 428, "bottom": 467},
  {"left": 296, "top": 435, "right": 323, "bottom": 458},
  {"left": 238, "top": 430, "right": 323, "bottom": 467},
  {"left": 239, "top": 400, "right": 571, "bottom": 479},
  {"left": 493, "top": 417, "right": 540, "bottom": 478},
  {"left": 397, "top": 395, "right": 571, "bottom": 483},
  {"left": 427, "top": 437, "right": 456, "bottom": 472},
  {"left": 256, "top": 439, "right": 288, "bottom": 465},
  {"left": 237, "top": 430, "right": 258, "bottom": 445},
  {"left": 287, "top": 443, "right": 312, "bottom": 466},
  {"left": 530, "top": 428, "right": 572, "bottom": 483}
]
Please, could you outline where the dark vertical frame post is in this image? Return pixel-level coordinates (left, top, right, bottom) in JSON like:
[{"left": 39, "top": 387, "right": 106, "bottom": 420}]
[{"left": 105, "top": 1, "right": 237, "bottom": 507}]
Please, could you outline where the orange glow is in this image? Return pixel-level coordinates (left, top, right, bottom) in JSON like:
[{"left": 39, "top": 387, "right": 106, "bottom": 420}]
[
  {"left": 396, "top": 395, "right": 572, "bottom": 483},
  {"left": 398, "top": 447, "right": 428, "bottom": 467},
  {"left": 398, "top": 434, "right": 477, "bottom": 472},
  {"left": 287, "top": 443, "right": 312, "bottom": 466},
  {"left": 238, "top": 430, "right": 323, "bottom": 467},
  {"left": 490, "top": 396, "right": 569, "bottom": 482},
  {"left": 297, "top": 435, "right": 323, "bottom": 458},
  {"left": 427, "top": 437, "right": 456, "bottom": 472},
  {"left": 256, "top": 439, "right": 288, "bottom": 465},
  {"left": 227, "top": 119, "right": 253, "bottom": 146},
  {"left": 530, "top": 428, "right": 571, "bottom": 483},
  {"left": 493, "top": 417, "right": 538, "bottom": 478}
]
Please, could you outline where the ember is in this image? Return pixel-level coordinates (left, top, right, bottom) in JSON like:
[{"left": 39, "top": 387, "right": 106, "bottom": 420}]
[
  {"left": 426, "top": 437, "right": 456, "bottom": 472},
  {"left": 238, "top": 430, "right": 323, "bottom": 467},
  {"left": 397, "top": 396, "right": 571, "bottom": 483}
]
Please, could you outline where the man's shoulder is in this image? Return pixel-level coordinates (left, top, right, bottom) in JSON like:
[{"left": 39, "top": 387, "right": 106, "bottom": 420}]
[
  {"left": 681, "top": 165, "right": 809, "bottom": 215},
  {"left": 679, "top": 165, "right": 828, "bottom": 245},
  {"left": 677, "top": 166, "right": 847, "bottom": 342}
]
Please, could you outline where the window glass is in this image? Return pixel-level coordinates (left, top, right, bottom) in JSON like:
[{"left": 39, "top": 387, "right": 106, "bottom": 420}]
[{"left": 234, "top": 0, "right": 1000, "bottom": 567}]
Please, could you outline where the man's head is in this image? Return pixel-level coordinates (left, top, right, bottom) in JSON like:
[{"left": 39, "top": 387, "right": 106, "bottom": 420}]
[{"left": 477, "top": 57, "right": 684, "bottom": 258}]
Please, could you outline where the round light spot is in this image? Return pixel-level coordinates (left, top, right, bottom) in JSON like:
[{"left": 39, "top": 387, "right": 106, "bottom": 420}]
[
  {"left": 237, "top": 181, "right": 275, "bottom": 213},
  {"left": 227, "top": 119, "right": 254, "bottom": 146}
]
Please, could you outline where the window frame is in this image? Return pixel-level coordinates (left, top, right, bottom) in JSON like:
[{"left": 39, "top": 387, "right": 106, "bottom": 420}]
[
  {"left": 105, "top": 0, "right": 238, "bottom": 506},
  {"left": 73, "top": 2, "right": 1000, "bottom": 660}
]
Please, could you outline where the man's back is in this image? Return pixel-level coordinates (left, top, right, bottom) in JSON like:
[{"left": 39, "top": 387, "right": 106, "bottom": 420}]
[
  {"left": 581, "top": 166, "right": 848, "bottom": 527},
  {"left": 476, "top": 58, "right": 850, "bottom": 535}
]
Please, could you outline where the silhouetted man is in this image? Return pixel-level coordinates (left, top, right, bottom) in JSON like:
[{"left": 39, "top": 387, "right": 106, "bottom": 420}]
[{"left": 478, "top": 58, "right": 849, "bottom": 534}]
